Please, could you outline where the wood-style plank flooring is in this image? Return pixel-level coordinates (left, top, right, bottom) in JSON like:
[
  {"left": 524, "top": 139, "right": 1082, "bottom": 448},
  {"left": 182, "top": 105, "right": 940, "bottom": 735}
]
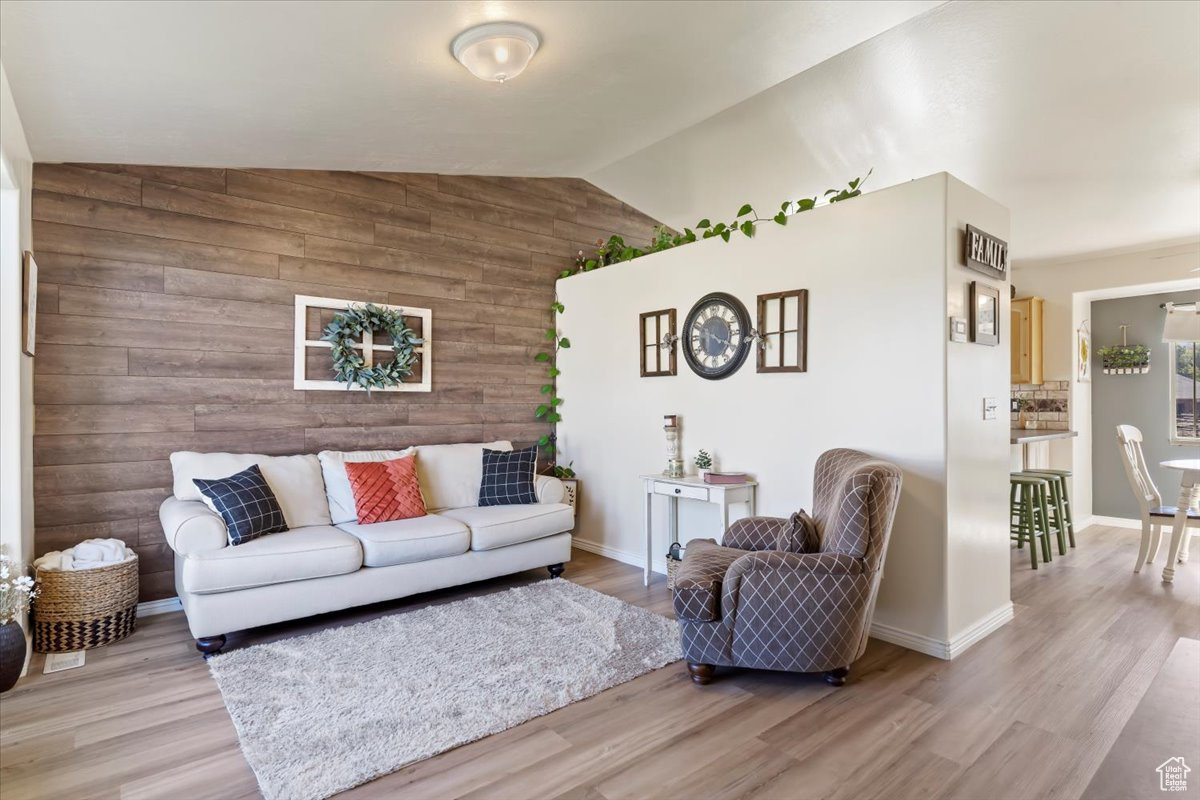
[{"left": 1, "top": 523, "right": 1197, "bottom": 800}]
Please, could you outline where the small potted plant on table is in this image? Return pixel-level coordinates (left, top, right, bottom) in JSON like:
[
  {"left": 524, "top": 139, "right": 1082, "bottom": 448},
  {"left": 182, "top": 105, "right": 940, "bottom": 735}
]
[{"left": 694, "top": 449, "right": 713, "bottom": 478}]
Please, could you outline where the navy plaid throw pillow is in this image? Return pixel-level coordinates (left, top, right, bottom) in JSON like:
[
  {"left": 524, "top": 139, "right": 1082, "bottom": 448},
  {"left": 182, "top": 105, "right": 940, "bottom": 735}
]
[
  {"left": 193, "top": 464, "right": 288, "bottom": 545},
  {"left": 479, "top": 446, "right": 538, "bottom": 506}
]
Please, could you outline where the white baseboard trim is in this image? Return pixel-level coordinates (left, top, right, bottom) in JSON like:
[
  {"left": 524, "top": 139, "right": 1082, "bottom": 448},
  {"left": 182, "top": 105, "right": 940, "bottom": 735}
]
[
  {"left": 946, "top": 602, "right": 1015, "bottom": 660},
  {"left": 572, "top": 538, "right": 666, "bottom": 574},
  {"left": 870, "top": 602, "right": 1014, "bottom": 661},
  {"left": 1081, "top": 515, "right": 1141, "bottom": 530},
  {"left": 137, "top": 597, "right": 183, "bottom": 617},
  {"left": 868, "top": 621, "right": 951, "bottom": 659}
]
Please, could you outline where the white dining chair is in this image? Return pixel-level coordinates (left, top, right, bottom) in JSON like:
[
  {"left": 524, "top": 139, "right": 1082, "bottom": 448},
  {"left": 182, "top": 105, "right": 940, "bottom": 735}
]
[{"left": 1116, "top": 424, "right": 1199, "bottom": 573}]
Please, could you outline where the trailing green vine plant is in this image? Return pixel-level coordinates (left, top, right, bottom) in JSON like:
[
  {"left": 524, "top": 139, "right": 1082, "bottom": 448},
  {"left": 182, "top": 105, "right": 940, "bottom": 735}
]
[{"left": 534, "top": 170, "right": 873, "bottom": 464}]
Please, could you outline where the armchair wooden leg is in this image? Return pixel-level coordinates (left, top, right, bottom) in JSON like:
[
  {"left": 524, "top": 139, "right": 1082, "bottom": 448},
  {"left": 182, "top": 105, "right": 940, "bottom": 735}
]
[
  {"left": 195, "top": 635, "right": 226, "bottom": 658},
  {"left": 687, "top": 662, "right": 715, "bottom": 685},
  {"left": 547, "top": 563, "right": 565, "bottom": 578},
  {"left": 824, "top": 667, "right": 849, "bottom": 687}
]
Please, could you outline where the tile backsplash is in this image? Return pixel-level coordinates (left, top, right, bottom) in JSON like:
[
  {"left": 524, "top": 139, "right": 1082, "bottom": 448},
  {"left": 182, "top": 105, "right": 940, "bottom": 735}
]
[{"left": 1010, "top": 381, "right": 1069, "bottom": 430}]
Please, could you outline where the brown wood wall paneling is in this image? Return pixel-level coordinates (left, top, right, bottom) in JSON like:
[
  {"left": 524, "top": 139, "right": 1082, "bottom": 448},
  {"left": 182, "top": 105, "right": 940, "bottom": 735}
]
[{"left": 31, "top": 163, "right": 661, "bottom": 601}]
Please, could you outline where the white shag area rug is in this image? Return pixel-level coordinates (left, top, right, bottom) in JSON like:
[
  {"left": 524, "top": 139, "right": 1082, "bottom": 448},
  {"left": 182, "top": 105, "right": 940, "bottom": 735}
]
[{"left": 207, "top": 578, "right": 682, "bottom": 800}]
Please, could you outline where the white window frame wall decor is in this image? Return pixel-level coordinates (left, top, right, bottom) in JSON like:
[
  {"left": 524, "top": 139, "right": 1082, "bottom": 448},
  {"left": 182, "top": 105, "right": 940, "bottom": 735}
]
[{"left": 293, "top": 294, "right": 432, "bottom": 392}]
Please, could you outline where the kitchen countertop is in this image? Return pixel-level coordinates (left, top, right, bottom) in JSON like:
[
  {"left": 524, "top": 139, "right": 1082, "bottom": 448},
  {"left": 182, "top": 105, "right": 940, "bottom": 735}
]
[{"left": 1010, "top": 429, "right": 1079, "bottom": 445}]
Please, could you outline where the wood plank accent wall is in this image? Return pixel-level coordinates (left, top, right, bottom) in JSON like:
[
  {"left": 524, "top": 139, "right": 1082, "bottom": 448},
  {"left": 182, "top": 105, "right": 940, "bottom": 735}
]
[{"left": 30, "top": 164, "right": 660, "bottom": 601}]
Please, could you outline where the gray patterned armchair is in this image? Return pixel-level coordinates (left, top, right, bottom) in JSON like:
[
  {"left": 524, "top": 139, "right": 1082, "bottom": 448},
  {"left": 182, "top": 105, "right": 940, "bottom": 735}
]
[{"left": 673, "top": 449, "right": 902, "bottom": 687}]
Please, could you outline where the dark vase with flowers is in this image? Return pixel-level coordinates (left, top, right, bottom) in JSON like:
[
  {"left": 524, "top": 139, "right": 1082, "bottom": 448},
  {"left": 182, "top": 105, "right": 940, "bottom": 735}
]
[{"left": 0, "top": 621, "right": 27, "bottom": 693}]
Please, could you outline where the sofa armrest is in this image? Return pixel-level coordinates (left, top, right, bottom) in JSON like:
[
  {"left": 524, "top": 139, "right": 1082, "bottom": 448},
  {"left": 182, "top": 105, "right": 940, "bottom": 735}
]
[
  {"left": 534, "top": 474, "right": 565, "bottom": 504},
  {"left": 160, "top": 497, "right": 229, "bottom": 556}
]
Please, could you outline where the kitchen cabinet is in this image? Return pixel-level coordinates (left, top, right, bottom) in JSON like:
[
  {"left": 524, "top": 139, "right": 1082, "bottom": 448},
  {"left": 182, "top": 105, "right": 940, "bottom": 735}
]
[{"left": 1011, "top": 296, "right": 1044, "bottom": 384}]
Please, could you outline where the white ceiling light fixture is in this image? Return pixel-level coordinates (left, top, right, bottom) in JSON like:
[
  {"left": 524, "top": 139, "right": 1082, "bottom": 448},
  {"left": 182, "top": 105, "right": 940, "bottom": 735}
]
[{"left": 452, "top": 22, "right": 540, "bottom": 84}]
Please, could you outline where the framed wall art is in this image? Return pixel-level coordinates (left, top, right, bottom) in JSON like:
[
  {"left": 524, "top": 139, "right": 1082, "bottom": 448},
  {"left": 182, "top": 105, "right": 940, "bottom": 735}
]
[
  {"left": 21, "top": 250, "right": 37, "bottom": 357},
  {"left": 970, "top": 281, "right": 1000, "bottom": 346},
  {"left": 294, "top": 295, "right": 432, "bottom": 391},
  {"left": 1076, "top": 321, "right": 1091, "bottom": 382},
  {"left": 639, "top": 308, "right": 676, "bottom": 377},
  {"left": 755, "top": 289, "right": 808, "bottom": 372}
]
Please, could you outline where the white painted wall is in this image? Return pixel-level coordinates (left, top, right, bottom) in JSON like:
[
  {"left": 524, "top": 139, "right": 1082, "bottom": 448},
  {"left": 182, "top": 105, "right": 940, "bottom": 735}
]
[
  {"left": 1011, "top": 242, "right": 1200, "bottom": 520},
  {"left": 0, "top": 61, "right": 35, "bottom": 660},
  {"left": 557, "top": 174, "right": 1011, "bottom": 655},
  {"left": 944, "top": 177, "right": 1011, "bottom": 640}
]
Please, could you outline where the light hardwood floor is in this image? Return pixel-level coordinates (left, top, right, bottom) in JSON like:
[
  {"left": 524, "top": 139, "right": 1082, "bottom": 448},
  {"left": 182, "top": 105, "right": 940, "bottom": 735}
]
[{"left": 1, "top": 523, "right": 1197, "bottom": 800}]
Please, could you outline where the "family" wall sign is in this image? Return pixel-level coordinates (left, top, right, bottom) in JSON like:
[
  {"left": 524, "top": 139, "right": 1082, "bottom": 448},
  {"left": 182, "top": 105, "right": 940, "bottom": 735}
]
[{"left": 964, "top": 224, "right": 1008, "bottom": 281}]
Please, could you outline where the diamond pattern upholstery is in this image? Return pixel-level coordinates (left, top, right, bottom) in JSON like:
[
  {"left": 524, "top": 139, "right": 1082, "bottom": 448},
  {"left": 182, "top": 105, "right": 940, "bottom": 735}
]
[
  {"left": 672, "top": 538, "right": 752, "bottom": 622},
  {"left": 676, "top": 448, "right": 902, "bottom": 675},
  {"left": 722, "top": 516, "right": 789, "bottom": 551}
]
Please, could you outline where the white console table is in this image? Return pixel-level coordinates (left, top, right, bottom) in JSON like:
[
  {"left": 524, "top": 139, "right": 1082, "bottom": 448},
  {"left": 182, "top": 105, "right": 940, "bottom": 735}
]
[{"left": 640, "top": 474, "right": 758, "bottom": 586}]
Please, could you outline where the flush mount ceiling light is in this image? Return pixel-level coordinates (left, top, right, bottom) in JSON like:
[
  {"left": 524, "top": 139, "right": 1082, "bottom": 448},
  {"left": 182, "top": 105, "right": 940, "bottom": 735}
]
[{"left": 452, "top": 22, "right": 540, "bottom": 83}]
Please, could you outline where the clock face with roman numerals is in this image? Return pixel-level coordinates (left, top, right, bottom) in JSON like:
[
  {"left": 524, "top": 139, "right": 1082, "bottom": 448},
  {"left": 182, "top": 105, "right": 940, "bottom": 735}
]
[{"left": 682, "top": 292, "right": 752, "bottom": 380}]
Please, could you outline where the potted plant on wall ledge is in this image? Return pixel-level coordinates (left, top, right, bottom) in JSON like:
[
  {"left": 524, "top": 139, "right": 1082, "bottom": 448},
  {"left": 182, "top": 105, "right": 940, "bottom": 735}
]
[{"left": 1098, "top": 345, "right": 1151, "bottom": 375}]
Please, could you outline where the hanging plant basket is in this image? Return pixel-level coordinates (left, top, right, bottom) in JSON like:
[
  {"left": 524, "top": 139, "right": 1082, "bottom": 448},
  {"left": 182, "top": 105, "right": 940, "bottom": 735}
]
[{"left": 1098, "top": 345, "right": 1150, "bottom": 375}]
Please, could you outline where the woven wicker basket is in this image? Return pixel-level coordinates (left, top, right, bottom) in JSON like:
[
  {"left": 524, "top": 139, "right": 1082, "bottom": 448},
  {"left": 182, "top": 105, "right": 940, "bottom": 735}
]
[
  {"left": 666, "top": 555, "right": 681, "bottom": 590},
  {"left": 33, "top": 556, "right": 139, "bottom": 653}
]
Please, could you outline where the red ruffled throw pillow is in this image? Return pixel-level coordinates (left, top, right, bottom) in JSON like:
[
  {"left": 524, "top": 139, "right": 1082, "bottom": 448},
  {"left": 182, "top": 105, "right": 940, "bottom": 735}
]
[{"left": 344, "top": 455, "right": 427, "bottom": 524}]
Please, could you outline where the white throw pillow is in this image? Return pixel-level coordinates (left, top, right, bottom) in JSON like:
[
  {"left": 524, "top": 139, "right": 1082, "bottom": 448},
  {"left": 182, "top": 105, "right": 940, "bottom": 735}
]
[
  {"left": 318, "top": 449, "right": 416, "bottom": 524},
  {"left": 413, "top": 441, "right": 513, "bottom": 511},
  {"left": 170, "top": 452, "right": 332, "bottom": 529}
]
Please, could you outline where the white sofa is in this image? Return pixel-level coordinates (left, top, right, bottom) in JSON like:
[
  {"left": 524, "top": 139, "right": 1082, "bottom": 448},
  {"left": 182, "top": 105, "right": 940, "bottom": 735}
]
[{"left": 158, "top": 440, "right": 573, "bottom": 654}]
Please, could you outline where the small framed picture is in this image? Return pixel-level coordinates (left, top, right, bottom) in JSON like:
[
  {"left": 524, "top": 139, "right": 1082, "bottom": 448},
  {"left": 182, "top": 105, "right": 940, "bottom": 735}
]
[
  {"left": 639, "top": 308, "right": 676, "bottom": 377},
  {"left": 21, "top": 250, "right": 37, "bottom": 357},
  {"left": 970, "top": 281, "right": 999, "bottom": 346}
]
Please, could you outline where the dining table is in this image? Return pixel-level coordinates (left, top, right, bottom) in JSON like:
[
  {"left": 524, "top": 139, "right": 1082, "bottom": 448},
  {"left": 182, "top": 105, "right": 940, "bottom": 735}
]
[{"left": 1159, "top": 458, "right": 1200, "bottom": 583}]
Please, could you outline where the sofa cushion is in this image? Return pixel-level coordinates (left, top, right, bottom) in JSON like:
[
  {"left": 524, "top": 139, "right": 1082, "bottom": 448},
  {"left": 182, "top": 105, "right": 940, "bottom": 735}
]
[
  {"left": 335, "top": 515, "right": 469, "bottom": 567},
  {"left": 344, "top": 455, "right": 427, "bottom": 524},
  {"left": 439, "top": 503, "right": 573, "bottom": 551},
  {"left": 479, "top": 445, "right": 538, "bottom": 506},
  {"left": 413, "top": 440, "right": 512, "bottom": 511},
  {"left": 171, "top": 452, "right": 332, "bottom": 529},
  {"left": 181, "top": 525, "right": 362, "bottom": 594},
  {"left": 192, "top": 464, "right": 288, "bottom": 545},
  {"left": 672, "top": 538, "right": 753, "bottom": 623},
  {"left": 318, "top": 448, "right": 415, "bottom": 525}
]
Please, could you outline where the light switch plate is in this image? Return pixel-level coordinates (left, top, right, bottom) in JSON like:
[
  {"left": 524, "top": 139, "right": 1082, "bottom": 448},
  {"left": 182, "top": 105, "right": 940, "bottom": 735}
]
[
  {"left": 949, "top": 317, "right": 968, "bottom": 343},
  {"left": 983, "top": 397, "right": 999, "bottom": 421}
]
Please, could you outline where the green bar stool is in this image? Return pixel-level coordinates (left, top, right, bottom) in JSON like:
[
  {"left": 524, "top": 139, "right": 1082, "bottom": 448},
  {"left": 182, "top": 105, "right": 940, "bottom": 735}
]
[
  {"left": 1011, "top": 474, "right": 1053, "bottom": 569},
  {"left": 1024, "top": 468, "right": 1075, "bottom": 548},
  {"left": 1023, "top": 470, "right": 1070, "bottom": 555}
]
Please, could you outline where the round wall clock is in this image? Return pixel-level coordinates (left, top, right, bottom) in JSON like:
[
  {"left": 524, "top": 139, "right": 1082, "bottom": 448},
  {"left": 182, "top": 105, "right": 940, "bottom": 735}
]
[{"left": 682, "top": 292, "right": 752, "bottom": 380}]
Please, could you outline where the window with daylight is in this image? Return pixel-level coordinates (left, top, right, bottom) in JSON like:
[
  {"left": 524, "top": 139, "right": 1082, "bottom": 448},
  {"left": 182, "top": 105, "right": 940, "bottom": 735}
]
[{"left": 1171, "top": 340, "right": 1199, "bottom": 443}]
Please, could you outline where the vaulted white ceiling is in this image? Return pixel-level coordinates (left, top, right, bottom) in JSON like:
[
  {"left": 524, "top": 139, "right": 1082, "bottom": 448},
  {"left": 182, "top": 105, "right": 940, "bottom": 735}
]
[
  {"left": 588, "top": 0, "right": 1200, "bottom": 261},
  {"left": 0, "top": 0, "right": 939, "bottom": 175}
]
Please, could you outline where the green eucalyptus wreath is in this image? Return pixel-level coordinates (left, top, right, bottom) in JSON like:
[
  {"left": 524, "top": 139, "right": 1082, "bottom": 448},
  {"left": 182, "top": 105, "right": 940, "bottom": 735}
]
[{"left": 321, "top": 304, "right": 423, "bottom": 391}]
